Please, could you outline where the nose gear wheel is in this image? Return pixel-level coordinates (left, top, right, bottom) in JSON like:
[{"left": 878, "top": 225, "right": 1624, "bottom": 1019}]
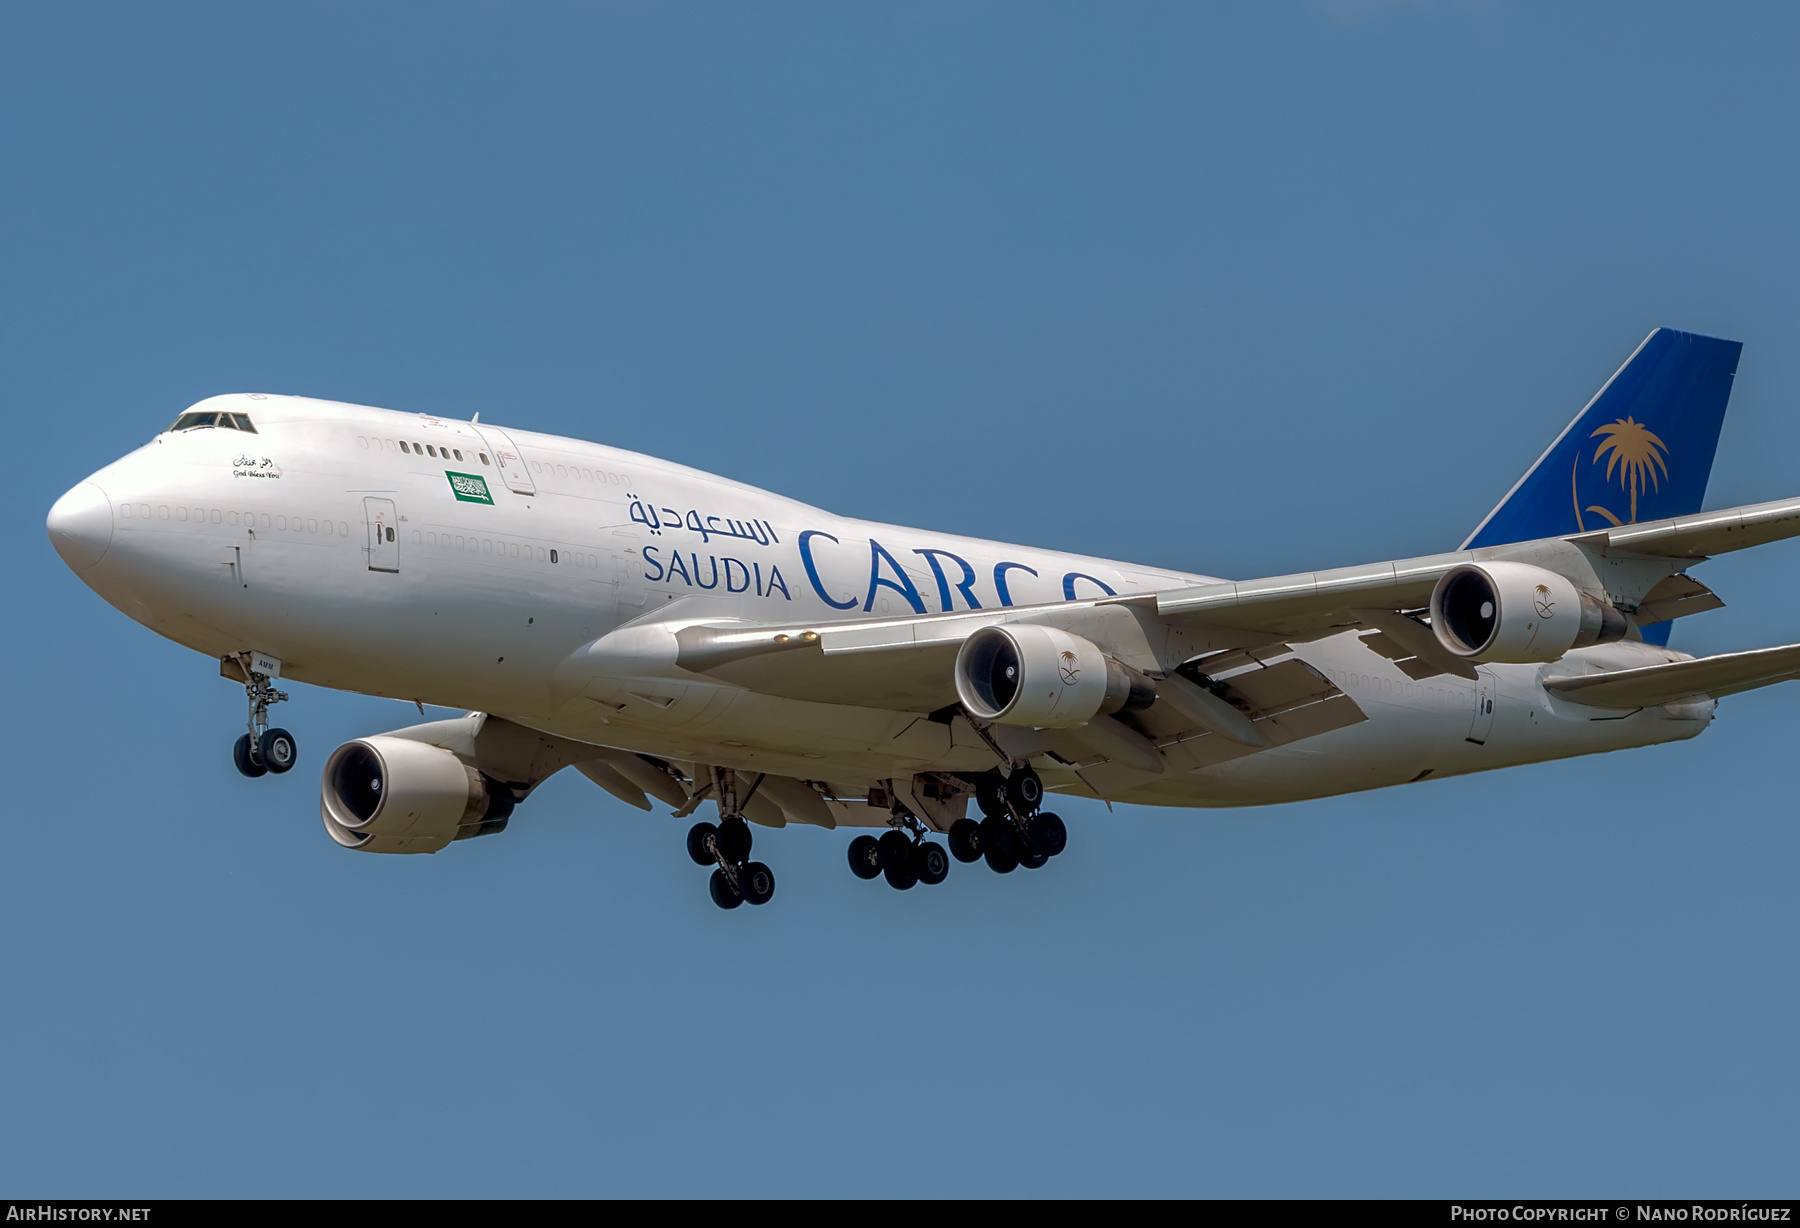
[{"left": 230, "top": 658, "right": 295, "bottom": 779}]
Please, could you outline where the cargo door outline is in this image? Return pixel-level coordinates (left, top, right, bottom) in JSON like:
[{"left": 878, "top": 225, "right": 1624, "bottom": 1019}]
[
  {"left": 474, "top": 426, "right": 536, "bottom": 496},
  {"left": 364, "top": 497, "right": 400, "bottom": 572},
  {"left": 1466, "top": 668, "right": 1497, "bottom": 744}
]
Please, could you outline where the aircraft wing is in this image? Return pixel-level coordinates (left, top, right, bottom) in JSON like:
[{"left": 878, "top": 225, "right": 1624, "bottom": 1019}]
[
  {"left": 1542, "top": 641, "right": 1800, "bottom": 709},
  {"left": 659, "top": 493, "right": 1800, "bottom": 713}
]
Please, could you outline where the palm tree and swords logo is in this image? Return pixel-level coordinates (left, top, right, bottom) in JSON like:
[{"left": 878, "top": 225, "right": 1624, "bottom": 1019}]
[{"left": 1573, "top": 415, "right": 1670, "bottom": 532}]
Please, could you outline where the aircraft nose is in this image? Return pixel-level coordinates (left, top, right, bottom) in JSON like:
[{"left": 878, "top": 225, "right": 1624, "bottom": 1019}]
[{"left": 47, "top": 481, "right": 115, "bottom": 571}]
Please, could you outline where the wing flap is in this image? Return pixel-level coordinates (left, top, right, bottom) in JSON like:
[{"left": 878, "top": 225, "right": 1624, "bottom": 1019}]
[{"left": 1544, "top": 641, "right": 1800, "bottom": 709}]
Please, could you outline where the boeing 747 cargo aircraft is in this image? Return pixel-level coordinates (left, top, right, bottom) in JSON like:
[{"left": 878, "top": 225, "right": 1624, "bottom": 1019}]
[{"left": 46, "top": 329, "right": 1800, "bottom": 908}]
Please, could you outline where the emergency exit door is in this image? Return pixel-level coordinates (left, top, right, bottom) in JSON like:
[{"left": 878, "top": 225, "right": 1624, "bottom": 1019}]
[{"left": 364, "top": 497, "right": 400, "bottom": 572}]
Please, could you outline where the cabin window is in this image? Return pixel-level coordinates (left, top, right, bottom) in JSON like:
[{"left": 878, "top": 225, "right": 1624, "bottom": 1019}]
[
  {"left": 479, "top": 453, "right": 490, "bottom": 465},
  {"left": 550, "top": 549, "right": 558, "bottom": 563},
  {"left": 453, "top": 449, "right": 463, "bottom": 461}
]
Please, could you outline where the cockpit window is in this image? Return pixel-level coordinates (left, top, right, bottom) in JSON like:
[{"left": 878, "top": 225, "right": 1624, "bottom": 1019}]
[{"left": 169, "top": 410, "right": 257, "bottom": 433}]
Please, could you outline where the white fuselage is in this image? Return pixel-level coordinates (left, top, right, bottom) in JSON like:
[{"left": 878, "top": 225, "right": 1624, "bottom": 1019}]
[{"left": 53, "top": 394, "right": 1712, "bottom": 815}]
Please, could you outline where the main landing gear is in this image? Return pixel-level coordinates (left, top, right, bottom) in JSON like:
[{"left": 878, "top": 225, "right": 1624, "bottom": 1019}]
[
  {"left": 688, "top": 815, "right": 776, "bottom": 910},
  {"left": 233, "top": 666, "right": 297, "bottom": 779},
  {"left": 847, "top": 805, "right": 952, "bottom": 891},
  {"left": 940, "top": 766, "right": 1067, "bottom": 878},
  {"left": 846, "top": 766, "right": 1065, "bottom": 892}
]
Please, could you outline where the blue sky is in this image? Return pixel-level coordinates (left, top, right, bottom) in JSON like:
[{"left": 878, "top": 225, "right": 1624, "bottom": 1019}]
[{"left": 4, "top": 1, "right": 1798, "bottom": 1196}]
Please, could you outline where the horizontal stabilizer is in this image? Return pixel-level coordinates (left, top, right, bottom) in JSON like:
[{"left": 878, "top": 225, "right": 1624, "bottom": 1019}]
[
  {"left": 1544, "top": 642, "right": 1800, "bottom": 710},
  {"left": 1574, "top": 493, "right": 1800, "bottom": 559}
]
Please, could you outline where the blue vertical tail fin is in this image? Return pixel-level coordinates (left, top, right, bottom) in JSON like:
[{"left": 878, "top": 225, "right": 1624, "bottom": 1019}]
[{"left": 1461, "top": 327, "right": 1742, "bottom": 643}]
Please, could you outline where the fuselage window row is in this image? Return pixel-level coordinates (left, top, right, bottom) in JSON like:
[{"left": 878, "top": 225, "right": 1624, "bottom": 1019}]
[
  {"left": 356, "top": 436, "right": 491, "bottom": 466},
  {"left": 117, "top": 502, "right": 348, "bottom": 536},
  {"left": 525, "top": 458, "right": 625, "bottom": 485},
  {"left": 418, "top": 529, "right": 596, "bottom": 570}
]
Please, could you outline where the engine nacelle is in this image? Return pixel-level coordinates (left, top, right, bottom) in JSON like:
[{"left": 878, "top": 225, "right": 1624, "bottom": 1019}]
[
  {"left": 954, "top": 625, "right": 1154, "bottom": 727},
  {"left": 320, "top": 735, "right": 514, "bottom": 854},
  {"left": 1429, "top": 561, "right": 1627, "bottom": 663}
]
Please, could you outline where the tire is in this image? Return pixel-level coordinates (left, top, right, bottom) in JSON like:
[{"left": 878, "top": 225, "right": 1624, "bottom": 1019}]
[
  {"left": 980, "top": 815, "right": 1015, "bottom": 859},
  {"left": 259, "top": 728, "right": 297, "bottom": 775},
  {"left": 687, "top": 821, "right": 720, "bottom": 866},
  {"left": 716, "top": 815, "right": 753, "bottom": 862},
  {"left": 974, "top": 773, "right": 1009, "bottom": 820},
  {"left": 877, "top": 829, "right": 912, "bottom": 871},
  {"left": 916, "top": 842, "right": 949, "bottom": 885},
  {"left": 947, "top": 818, "right": 983, "bottom": 863},
  {"left": 847, "top": 835, "right": 883, "bottom": 879},
  {"left": 1030, "top": 812, "right": 1067, "bottom": 858},
  {"left": 233, "top": 733, "right": 267, "bottom": 779},
  {"left": 1005, "top": 766, "right": 1042, "bottom": 814},
  {"left": 1017, "top": 844, "right": 1049, "bottom": 870},
  {"left": 884, "top": 853, "right": 919, "bottom": 890},
  {"left": 742, "top": 862, "right": 775, "bottom": 905},
  {"left": 983, "top": 840, "right": 1018, "bottom": 875},
  {"left": 980, "top": 815, "right": 1018, "bottom": 874},
  {"left": 709, "top": 868, "right": 743, "bottom": 910}
]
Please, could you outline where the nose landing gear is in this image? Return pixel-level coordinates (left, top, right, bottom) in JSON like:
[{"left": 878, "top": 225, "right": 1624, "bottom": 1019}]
[{"left": 229, "top": 656, "right": 297, "bottom": 779}]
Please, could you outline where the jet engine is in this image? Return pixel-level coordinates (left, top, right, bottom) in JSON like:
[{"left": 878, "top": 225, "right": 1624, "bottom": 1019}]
[
  {"left": 1429, "top": 561, "right": 1627, "bottom": 663},
  {"left": 319, "top": 735, "right": 515, "bottom": 855},
  {"left": 954, "top": 625, "right": 1154, "bottom": 727}
]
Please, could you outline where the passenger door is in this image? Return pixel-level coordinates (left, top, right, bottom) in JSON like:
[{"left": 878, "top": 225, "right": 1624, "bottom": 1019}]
[
  {"left": 364, "top": 497, "right": 400, "bottom": 572},
  {"left": 613, "top": 531, "right": 648, "bottom": 621},
  {"left": 1466, "top": 668, "right": 1497, "bottom": 745}
]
